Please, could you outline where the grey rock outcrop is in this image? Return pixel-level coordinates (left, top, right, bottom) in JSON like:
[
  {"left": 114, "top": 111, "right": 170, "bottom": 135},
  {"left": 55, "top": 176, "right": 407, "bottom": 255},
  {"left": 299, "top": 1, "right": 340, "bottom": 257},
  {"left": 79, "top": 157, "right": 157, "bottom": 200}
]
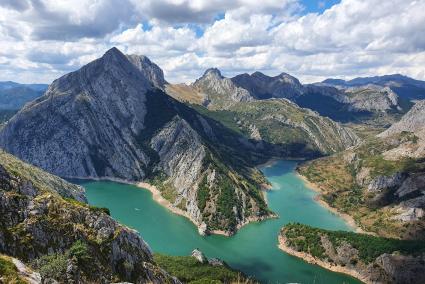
[
  {"left": 367, "top": 172, "right": 404, "bottom": 192},
  {"left": 191, "top": 249, "right": 224, "bottom": 267},
  {"left": 191, "top": 249, "right": 207, "bottom": 264},
  {"left": 380, "top": 100, "right": 425, "bottom": 139},
  {"left": 0, "top": 47, "right": 152, "bottom": 180},
  {"left": 193, "top": 68, "right": 253, "bottom": 109},
  {"left": 344, "top": 86, "right": 401, "bottom": 112}
]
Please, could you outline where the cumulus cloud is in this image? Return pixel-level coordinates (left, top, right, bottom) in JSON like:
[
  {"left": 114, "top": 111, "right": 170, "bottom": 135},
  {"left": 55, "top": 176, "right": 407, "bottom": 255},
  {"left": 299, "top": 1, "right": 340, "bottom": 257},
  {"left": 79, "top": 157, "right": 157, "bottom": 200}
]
[{"left": 0, "top": 0, "right": 424, "bottom": 84}]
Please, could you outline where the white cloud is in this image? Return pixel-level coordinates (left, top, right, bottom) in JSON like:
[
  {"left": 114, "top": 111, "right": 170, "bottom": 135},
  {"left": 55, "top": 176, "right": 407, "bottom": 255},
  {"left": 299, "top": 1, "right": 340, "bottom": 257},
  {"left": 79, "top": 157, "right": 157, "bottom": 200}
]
[{"left": 0, "top": 0, "right": 424, "bottom": 84}]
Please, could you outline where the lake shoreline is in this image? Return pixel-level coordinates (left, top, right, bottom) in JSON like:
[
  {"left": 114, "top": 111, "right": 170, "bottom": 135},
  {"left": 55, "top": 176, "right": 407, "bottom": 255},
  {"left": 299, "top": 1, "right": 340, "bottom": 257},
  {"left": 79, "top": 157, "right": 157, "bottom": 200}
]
[
  {"left": 295, "top": 172, "right": 369, "bottom": 235},
  {"left": 278, "top": 235, "right": 370, "bottom": 284}
]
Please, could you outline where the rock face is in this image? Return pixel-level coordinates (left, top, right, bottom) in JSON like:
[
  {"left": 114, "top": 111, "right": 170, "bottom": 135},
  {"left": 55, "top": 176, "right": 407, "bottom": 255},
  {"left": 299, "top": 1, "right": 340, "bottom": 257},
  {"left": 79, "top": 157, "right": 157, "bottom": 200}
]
[
  {"left": 191, "top": 249, "right": 207, "bottom": 264},
  {"left": 0, "top": 47, "right": 272, "bottom": 235},
  {"left": 295, "top": 84, "right": 409, "bottom": 124},
  {"left": 192, "top": 68, "right": 253, "bottom": 109},
  {"left": 345, "top": 86, "right": 400, "bottom": 112},
  {"left": 191, "top": 249, "right": 224, "bottom": 267},
  {"left": 380, "top": 100, "right": 425, "bottom": 138},
  {"left": 0, "top": 150, "right": 179, "bottom": 283},
  {"left": 0, "top": 47, "right": 152, "bottom": 179},
  {"left": 126, "top": 54, "right": 167, "bottom": 89}
]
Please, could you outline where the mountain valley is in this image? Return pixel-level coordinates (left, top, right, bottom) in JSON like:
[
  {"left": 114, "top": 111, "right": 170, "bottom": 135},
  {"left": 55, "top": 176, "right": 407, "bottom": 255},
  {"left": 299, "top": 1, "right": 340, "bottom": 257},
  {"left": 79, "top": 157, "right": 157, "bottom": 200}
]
[{"left": 1, "top": 47, "right": 424, "bottom": 284}]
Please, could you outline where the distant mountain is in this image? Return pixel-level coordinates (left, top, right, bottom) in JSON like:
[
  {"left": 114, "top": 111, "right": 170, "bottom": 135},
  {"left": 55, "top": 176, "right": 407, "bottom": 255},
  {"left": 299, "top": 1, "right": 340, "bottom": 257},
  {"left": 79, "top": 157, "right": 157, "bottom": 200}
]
[
  {"left": 168, "top": 69, "right": 411, "bottom": 126},
  {"left": 322, "top": 74, "right": 425, "bottom": 100},
  {"left": 192, "top": 68, "right": 253, "bottom": 109},
  {"left": 0, "top": 47, "right": 276, "bottom": 236},
  {"left": 231, "top": 71, "right": 304, "bottom": 100},
  {"left": 0, "top": 81, "right": 48, "bottom": 110}
]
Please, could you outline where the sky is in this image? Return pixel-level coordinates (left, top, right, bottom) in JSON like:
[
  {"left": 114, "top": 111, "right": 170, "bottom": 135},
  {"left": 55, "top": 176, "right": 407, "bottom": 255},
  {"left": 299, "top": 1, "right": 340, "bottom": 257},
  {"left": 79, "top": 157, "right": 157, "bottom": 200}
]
[{"left": 0, "top": 0, "right": 424, "bottom": 84}]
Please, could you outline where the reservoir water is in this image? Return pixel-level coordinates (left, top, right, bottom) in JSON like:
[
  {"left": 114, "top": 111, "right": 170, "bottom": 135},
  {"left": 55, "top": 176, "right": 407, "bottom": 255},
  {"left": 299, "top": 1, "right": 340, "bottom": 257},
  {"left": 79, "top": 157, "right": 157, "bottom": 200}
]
[{"left": 81, "top": 160, "right": 361, "bottom": 283}]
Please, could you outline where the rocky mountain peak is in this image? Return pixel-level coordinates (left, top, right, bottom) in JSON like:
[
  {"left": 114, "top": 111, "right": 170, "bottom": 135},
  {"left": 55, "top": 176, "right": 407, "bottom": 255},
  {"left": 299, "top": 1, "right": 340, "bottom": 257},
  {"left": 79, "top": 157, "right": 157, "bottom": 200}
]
[
  {"left": 193, "top": 68, "right": 253, "bottom": 108},
  {"left": 100, "top": 46, "right": 131, "bottom": 67},
  {"left": 251, "top": 71, "right": 268, "bottom": 78},
  {"left": 278, "top": 72, "right": 302, "bottom": 86},
  {"left": 126, "top": 54, "right": 167, "bottom": 89},
  {"left": 202, "top": 68, "right": 223, "bottom": 78}
]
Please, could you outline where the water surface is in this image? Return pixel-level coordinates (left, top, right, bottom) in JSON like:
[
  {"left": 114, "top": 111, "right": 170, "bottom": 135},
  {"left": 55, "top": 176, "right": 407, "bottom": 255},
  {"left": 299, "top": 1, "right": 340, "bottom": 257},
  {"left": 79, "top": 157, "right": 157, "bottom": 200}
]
[{"left": 81, "top": 160, "right": 361, "bottom": 283}]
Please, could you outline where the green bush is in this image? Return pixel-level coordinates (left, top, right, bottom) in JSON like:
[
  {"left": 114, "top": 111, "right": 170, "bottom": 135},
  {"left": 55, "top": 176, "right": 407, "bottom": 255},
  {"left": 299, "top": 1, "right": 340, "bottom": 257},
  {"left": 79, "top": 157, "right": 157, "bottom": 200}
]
[
  {"left": 68, "top": 240, "right": 92, "bottom": 265},
  {"left": 32, "top": 253, "right": 68, "bottom": 281},
  {"left": 31, "top": 240, "right": 92, "bottom": 281}
]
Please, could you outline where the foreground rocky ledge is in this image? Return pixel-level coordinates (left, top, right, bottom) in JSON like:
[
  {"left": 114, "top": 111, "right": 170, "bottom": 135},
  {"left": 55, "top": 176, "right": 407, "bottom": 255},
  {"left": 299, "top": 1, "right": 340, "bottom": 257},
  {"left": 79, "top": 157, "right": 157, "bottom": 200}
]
[
  {"left": 0, "top": 150, "right": 179, "bottom": 283},
  {"left": 278, "top": 223, "right": 425, "bottom": 284}
]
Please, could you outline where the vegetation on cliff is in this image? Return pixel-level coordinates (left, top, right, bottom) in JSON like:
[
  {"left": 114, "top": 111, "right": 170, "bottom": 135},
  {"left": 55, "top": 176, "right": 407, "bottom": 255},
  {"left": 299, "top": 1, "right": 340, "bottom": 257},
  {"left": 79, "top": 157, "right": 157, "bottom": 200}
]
[
  {"left": 154, "top": 254, "right": 255, "bottom": 284},
  {"left": 0, "top": 150, "right": 178, "bottom": 283},
  {"left": 282, "top": 224, "right": 425, "bottom": 263}
]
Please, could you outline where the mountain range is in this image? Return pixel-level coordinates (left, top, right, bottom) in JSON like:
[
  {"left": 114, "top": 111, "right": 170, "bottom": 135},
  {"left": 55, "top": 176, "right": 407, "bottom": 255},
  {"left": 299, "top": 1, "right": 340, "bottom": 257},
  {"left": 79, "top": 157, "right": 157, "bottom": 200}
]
[
  {"left": 1, "top": 46, "right": 425, "bottom": 283},
  {"left": 166, "top": 69, "right": 424, "bottom": 127}
]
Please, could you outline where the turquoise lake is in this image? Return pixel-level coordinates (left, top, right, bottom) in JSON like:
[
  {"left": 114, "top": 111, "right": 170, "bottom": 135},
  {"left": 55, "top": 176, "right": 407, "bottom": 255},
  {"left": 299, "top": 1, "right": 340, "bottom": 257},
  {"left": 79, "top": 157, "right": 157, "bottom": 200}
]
[{"left": 80, "top": 160, "right": 362, "bottom": 283}]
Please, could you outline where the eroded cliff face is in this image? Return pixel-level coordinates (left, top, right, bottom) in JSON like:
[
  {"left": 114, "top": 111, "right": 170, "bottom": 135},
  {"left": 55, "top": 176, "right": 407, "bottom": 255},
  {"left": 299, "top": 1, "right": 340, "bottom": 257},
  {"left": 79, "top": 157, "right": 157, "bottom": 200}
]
[
  {"left": 0, "top": 47, "right": 273, "bottom": 235},
  {"left": 0, "top": 150, "right": 179, "bottom": 284}
]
